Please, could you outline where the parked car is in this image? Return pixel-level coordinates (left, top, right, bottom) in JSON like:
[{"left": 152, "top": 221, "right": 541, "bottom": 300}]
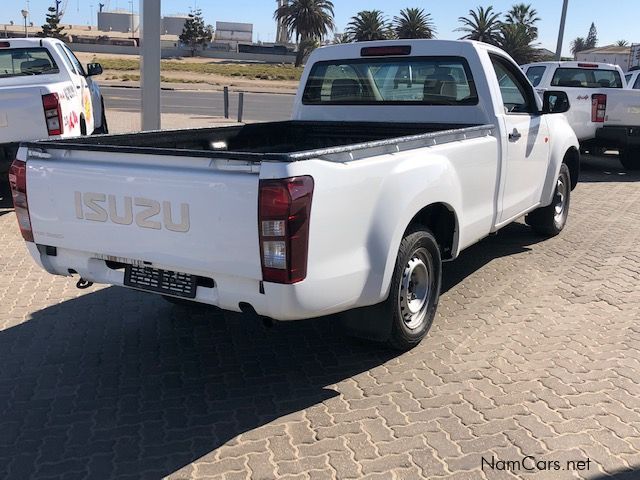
[
  {"left": 0, "top": 37, "right": 107, "bottom": 177},
  {"left": 523, "top": 61, "right": 640, "bottom": 169},
  {"left": 625, "top": 70, "right": 640, "bottom": 90},
  {"left": 9, "top": 40, "right": 579, "bottom": 350}
]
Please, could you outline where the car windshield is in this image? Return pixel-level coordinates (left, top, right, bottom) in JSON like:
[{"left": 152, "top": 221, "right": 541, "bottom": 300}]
[
  {"left": 550, "top": 67, "right": 623, "bottom": 88},
  {"left": 302, "top": 56, "right": 478, "bottom": 106},
  {"left": 0, "top": 48, "right": 59, "bottom": 78}
]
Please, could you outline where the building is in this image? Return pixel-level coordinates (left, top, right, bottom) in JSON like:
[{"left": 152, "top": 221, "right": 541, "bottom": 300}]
[
  {"left": 576, "top": 45, "right": 633, "bottom": 71},
  {"left": 97, "top": 10, "right": 139, "bottom": 34},
  {"left": 214, "top": 22, "right": 253, "bottom": 49},
  {"left": 162, "top": 15, "right": 188, "bottom": 36}
]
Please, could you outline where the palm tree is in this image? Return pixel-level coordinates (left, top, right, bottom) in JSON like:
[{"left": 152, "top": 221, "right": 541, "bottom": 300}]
[
  {"left": 616, "top": 39, "right": 629, "bottom": 47},
  {"left": 394, "top": 8, "right": 436, "bottom": 39},
  {"left": 275, "top": 0, "right": 335, "bottom": 67},
  {"left": 456, "top": 6, "right": 502, "bottom": 45},
  {"left": 570, "top": 37, "right": 587, "bottom": 59},
  {"left": 504, "top": 3, "right": 539, "bottom": 40},
  {"left": 332, "top": 33, "right": 351, "bottom": 44},
  {"left": 346, "top": 10, "right": 392, "bottom": 42},
  {"left": 498, "top": 23, "right": 538, "bottom": 65}
]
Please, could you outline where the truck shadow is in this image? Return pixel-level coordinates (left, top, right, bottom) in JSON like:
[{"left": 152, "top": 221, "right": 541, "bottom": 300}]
[
  {"left": 579, "top": 153, "right": 640, "bottom": 183},
  {"left": 0, "top": 222, "right": 546, "bottom": 479}
]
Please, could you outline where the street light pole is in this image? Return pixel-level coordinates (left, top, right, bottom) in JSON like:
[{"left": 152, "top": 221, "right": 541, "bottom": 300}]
[
  {"left": 555, "top": 0, "right": 569, "bottom": 60},
  {"left": 21, "top": 9, "right": 29, "bottom": 38}
]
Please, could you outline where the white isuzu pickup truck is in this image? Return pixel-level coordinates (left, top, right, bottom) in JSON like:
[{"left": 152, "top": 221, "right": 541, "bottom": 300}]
[
  {"left": 0, "top": 38, "right": 107, "bottom": 176},
  {"left": 10, "top": 40, "right": 580, "bottom": 349},
  {"left": 523, "top": 61, "right": 640, "bottom": 169}
]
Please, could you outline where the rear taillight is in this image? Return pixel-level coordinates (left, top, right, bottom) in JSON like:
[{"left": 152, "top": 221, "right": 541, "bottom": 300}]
[
  {"left": 592, "top": 94, "right": 607, "bottom": 123},
  {"left": 42, "top": 93, "right": 63, "bottom": 135},
  {"left": 8, "top": 159, "right": 33, "bottom": 242},
  {"left": 258, "top": 176, "right": 314, "bottom": 284}
]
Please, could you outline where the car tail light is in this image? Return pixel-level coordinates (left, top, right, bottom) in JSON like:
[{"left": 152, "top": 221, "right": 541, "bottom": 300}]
[
  {"left": 258, "top": 176, "right": 314, "bottom": 284},
  {"left": 42, "top": 93, "right": 63, "bottom": 135},
  {"left": 591, "top": 94, "right": 607, "bottom": 123},
  {"left": 578, "top": 63, "right": 599, "bottom": 68},
  {"left": 8, "top": 159, "right": 33, "bottom": 242}
]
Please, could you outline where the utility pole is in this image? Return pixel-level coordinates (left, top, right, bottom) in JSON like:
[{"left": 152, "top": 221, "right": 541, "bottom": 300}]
[
  {"left": 21, "top": 9, "right": 28, "bottom": 37},
  {"left": 555, "top": 0, "right": 569, "bottom": 60}
]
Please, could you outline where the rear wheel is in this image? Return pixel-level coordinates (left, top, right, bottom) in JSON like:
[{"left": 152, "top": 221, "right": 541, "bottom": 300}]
[
  {"left": 80, "top": 117, "right": 87, "bottom": 136},
  {"left": 619, "top": 147, "right": 640, "bottom": 170},
  {"left": 387, "top": 228, "right": 441, "bottom": 350},
  {"left": 526, "top": 163, "right": 571, "bottom": 237}
]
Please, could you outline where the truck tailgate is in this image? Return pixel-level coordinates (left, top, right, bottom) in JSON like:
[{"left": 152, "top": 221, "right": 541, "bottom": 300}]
[
  {"left": 0, "top": 86, "right": 49, "bottom": 143},
  {"left": 26, "top": 149, "right": 262, "bottom": 281},
  {"left": 604, "top": 89, "right": 640, "bottom": 126}
]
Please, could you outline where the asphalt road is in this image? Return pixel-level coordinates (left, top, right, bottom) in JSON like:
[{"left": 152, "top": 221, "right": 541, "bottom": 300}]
[{"left": 102, "top": 86, "right": 295, "bottom": 122}]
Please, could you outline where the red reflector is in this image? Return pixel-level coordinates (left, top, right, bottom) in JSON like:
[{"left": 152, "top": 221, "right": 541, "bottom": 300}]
[
  {"left": 0, "top": 41, "right": 10, "bottom": 48},
  {"left": 591, "top": 94, "right": 607, "bottom": 123},
  {"left": 578, "top": 63, "right": 599, "bottom": 68},
  {"left": 361, "top": 45, "right": 411, "bottom": 57},
  {"left": 8, "top": 159, "right": 34, "bottom": 242},
  {"left": 258, "top": 176, "right": 314, "bottom": 284}
]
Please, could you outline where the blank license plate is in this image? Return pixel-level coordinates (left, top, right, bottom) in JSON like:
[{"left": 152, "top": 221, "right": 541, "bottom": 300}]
[{"left": 124, "top": 265, "right": 197, "bottom": 298}]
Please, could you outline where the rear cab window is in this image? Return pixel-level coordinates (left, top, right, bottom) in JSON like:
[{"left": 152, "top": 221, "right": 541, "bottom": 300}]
[
  {"left": 0, "top": 48, "right": 59, "bottom": 78},
  {"left": 551, "top": 67, "right": 623, "bottom": 88},
  {"left": 525, "top": 66, "right": 546, "bottom": 87},
  {"left": 302, "top": 56, "right": 478, "bottom": 106}
]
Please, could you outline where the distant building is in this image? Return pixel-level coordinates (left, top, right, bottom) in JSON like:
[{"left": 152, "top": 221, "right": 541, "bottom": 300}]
[
  {"left": 214, "top": 22, "right": 253, "bottom": 49},
  {"left": 576, "top": 45, "right": 633, "bottom": 71},
  {"left": 162, "top": 15, "right": 188, "bottom": 36},
  {"left": 536, "top": 48, "right": 555, "bottom": 61},
  {"left": 97, "top": 10, "right": 139, "bottom": 34}
]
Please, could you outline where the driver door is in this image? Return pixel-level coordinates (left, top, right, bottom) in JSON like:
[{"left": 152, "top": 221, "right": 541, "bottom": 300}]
[{"left": 491, "top": 55, "right": 550, "bottom": 224}]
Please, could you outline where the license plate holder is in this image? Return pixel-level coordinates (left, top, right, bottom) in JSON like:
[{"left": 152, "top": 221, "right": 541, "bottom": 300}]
[{"left": 124, "top": 265, "right": 197, "bottom": 298}]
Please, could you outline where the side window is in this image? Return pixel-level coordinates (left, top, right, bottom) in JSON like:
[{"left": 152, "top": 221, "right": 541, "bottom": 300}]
[
  {"left": 635, "top": 75, "right": 640, "bottom": 90},
  {"left": 62, "top": 45, "right": 85, "bottom": 76},
  {"left": 525, "top": 66, "right": 546, "bottom": 87},
  {"left": 490, "top": 55, "right": 535, "bottom": 114},
  {"left": 55, "top": 44, "right": 75, "bottom": 74}
]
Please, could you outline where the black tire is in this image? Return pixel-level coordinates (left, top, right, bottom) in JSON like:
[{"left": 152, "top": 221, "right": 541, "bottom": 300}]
[
  {"left": 386, "top": 227, "right": 442, "bottom": 350},
  {"left": 94, "top": 98, "right": 109, "bottom": 134},
  {"left": 619, "top": 147, "right": 640, "bottom": 170},
  {"left": 526, "top": 163, "right": 571, "bottom": 237},
  {"left": 342, "top": 227, "right": 442, "bottom": 351},
  {"left": 80, "top": 117, "right": 87, "bottom": 136}
]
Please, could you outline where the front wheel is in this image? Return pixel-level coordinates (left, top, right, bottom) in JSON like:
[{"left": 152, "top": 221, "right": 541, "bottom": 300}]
[
  {"left": 526, "top": 163, "right": 571, "bottom": 237},
  {"left": 619, "top": 147, "right": 640, "bottom": 170},
  {"left": 93, "top": 98, "right": 109, "bottom": 134}
]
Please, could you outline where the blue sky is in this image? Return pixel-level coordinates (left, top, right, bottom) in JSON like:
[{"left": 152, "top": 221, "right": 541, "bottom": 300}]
[{"left": 4, "top": 1, "right": 639, "bottom": 56}]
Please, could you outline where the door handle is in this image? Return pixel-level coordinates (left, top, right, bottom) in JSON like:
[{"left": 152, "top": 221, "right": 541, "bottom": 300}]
[
  {"left": 76, "top": 85, "right": 81, "bottom": 89},
  {"left": 508, "top": 129, "right": 522, "bottom": 141}
]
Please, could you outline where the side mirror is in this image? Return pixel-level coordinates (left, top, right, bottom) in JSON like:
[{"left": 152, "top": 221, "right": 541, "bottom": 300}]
[
  {"left": 542, "top": 90, "right": 570, "bottom": 114},
  {"left": 86, "top": 62, "right": 103, "bottom": 76}
]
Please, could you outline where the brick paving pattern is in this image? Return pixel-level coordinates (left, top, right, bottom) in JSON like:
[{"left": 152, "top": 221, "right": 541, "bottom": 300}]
[{"left": 0, "top": 154, "right": 639, "bottom": 479}]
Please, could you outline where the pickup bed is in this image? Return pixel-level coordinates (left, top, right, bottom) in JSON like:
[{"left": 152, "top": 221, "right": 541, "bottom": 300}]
[{"left": 11, "top": 40, "right": 580, "bottom": 349}]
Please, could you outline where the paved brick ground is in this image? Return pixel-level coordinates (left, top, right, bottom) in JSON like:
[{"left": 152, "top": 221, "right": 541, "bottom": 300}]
[{"left": 1, "top": 153, "right": 640, "bottom": 480}]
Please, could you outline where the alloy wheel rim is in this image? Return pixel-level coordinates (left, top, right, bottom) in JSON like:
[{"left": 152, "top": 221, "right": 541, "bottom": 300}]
[{"left": 554, "top": 176, "right": 567, "bottom": 224}]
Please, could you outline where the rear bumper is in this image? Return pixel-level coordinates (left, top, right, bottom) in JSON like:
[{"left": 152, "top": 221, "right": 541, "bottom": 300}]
[
  {"left": 595, "top": 126, "right": 640, "bottom": 149},
  {"left": 26, "top": 243, "right": 375, "bottom": 321}
]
